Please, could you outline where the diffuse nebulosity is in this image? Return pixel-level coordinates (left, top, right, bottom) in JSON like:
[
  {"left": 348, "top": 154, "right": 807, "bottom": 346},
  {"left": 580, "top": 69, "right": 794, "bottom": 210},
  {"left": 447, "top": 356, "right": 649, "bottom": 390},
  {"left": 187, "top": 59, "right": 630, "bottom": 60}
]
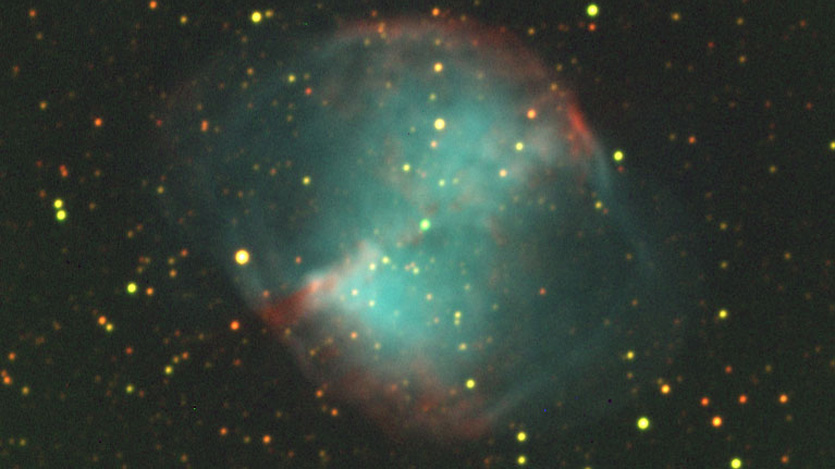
[{"left": 163, "top": 17, "right": 697, "bottom": 442}]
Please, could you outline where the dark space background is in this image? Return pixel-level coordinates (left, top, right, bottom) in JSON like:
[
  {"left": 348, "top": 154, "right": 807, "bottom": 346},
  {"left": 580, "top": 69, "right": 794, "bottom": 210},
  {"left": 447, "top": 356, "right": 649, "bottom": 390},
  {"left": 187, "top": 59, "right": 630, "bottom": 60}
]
[{"left": 1, "top": 0, "right": 833, "bottom": 467}]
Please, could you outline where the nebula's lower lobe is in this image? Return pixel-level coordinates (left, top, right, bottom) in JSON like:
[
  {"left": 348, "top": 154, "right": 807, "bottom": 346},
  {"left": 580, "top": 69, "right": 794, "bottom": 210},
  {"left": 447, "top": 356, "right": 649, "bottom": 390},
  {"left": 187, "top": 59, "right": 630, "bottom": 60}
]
[{"left": 164, "top": 17, "right": 697, "bottom": 443}]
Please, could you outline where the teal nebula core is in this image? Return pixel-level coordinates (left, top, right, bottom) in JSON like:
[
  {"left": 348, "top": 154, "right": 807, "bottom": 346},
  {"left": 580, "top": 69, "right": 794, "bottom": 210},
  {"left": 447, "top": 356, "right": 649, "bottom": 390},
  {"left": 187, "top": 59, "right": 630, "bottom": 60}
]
[{"left": 164, "top": 18, "right": 696, "bottom": 442}]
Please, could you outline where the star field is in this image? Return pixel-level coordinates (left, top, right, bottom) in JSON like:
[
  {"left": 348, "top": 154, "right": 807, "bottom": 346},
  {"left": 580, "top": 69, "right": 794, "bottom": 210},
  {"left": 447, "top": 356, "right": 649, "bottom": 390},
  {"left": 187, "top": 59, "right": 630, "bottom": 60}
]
[{"left": 1, "top": 1, "right": 833, "bottom": 468}]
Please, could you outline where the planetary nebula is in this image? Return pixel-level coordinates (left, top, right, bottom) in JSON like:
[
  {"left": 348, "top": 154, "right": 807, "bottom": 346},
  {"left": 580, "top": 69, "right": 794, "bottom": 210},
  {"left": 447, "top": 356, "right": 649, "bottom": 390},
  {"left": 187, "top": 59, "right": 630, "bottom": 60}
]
[{"left": 163, "top": 17, "right": 695, "bottom": 443}]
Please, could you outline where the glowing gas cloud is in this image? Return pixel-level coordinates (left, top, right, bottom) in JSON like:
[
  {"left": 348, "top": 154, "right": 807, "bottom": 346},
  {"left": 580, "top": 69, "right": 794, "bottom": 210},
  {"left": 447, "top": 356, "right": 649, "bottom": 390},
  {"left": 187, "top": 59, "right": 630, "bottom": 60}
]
[{"left": 163, "top": 16, "right": 697, "bottom": 443}]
